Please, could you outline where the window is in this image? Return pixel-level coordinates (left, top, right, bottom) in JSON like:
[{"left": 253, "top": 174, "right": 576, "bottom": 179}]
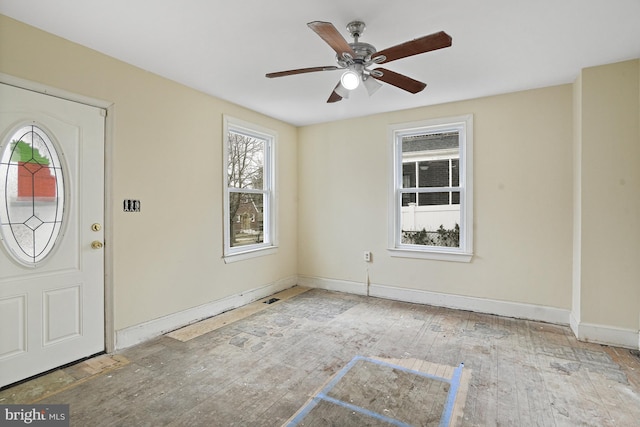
[
  {"left": 389, "top": 115, "right": 473, "bottom": 262},
  {"left": 223, "top": 116, "right": 276, "bottom": 262},
  {"left": 0, "top": 124, "right": 66, "bottom": 266}
]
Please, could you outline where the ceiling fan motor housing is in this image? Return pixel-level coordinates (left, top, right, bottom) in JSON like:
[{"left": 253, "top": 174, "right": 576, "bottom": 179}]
[
  {"left": 337, "top": 21, "right": 378, "bottom": 69},
  {"left": 337, "top": 42, "right": 377, "bottom": 67}
]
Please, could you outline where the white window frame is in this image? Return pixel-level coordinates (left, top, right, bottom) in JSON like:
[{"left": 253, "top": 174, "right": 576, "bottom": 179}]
[
  {"left": 223, "top": 115, "right": 277, "bottom": 262},
  {"left": 388, "top": 115, "right": 473, "bottom": 262}
]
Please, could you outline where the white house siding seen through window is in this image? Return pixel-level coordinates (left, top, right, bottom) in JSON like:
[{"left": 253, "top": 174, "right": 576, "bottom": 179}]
[{"left": 401, "top": 132, "right": 460, "bottom": 247}]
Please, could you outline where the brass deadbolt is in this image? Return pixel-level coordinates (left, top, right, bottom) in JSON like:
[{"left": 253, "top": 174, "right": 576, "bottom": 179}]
[{"left": 91, "top": 223, "right": 102, "bottom": 232}]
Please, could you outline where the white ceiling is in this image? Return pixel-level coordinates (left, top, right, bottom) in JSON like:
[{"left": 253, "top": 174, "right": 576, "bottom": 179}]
[{"left": 1, "top": 0, "right": 639, "bottom": 126}]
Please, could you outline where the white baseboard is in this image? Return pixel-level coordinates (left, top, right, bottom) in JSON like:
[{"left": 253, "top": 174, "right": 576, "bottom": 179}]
[
  {"left": 297, "top": 276, "right": 367, "bottom": 295},
  {"left": 572, "top": 321, "right": 639, "bottom": 350},
  {"left": 115, "top": 276, "right": 297, "bottom": 350},
  {"left": 116, "top": 274, "right": 639, "bottom": 352},
  {"left": 300, "top": 276, "right": 570, "bottom": 326},
  {"left": 371, "top": 283, "right": 570, "bottom": 325}
]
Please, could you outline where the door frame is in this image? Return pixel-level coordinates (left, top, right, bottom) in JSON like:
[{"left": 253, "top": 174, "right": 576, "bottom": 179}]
[{"left": 1, "top": 73, "right": 116, "bottom": 353}]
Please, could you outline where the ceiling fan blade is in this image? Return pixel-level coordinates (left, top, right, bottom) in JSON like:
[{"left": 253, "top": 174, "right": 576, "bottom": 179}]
[
  {"left": 327, "top": 91, "right": 343, "bottom": 103},
  {"left": 327, "top": 82, "right": 345, "bottom": 103},
  {"left": 308, "top": 21, "right": 356, "bottom": 60},
  {"left": 266, "top": 66, "right": 340, "bottom": 78},
  {"left": 372, "top": 31, "right": 452, "bottom": 64},
  {"left": 372, "top": 68, "right": 427, "bottom": 94}
]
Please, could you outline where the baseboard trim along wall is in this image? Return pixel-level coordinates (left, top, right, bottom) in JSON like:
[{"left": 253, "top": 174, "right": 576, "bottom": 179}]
[
  {"left": 570, "top": 312, "right": 639, "bottom": 350},
  {"left": 298, "top": 275, "right": 570, "bottom": 325},
  {"left": 297, "top": 276, "right": 368, "bottom": 296},
  {"left": 117, "top": 275, "right": 638, "bottom": 351},
  {"left": 115, "top": 276, "right": 297, "bottom": 350},
  {"left": 301, "top": 276, "right": 640, "bottom": 350}
]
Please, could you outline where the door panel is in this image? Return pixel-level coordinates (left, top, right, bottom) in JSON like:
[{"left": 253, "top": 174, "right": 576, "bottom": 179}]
[{"left": 0, "top": 83, "right": 105, "bottom": 387}]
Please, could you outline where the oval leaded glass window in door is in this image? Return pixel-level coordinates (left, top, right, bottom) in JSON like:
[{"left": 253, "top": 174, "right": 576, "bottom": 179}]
[{"left": 0, "top": 124, "right": 65, "bottom": 266}]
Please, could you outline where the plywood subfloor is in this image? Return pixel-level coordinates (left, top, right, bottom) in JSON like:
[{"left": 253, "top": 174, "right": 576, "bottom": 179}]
[
  {"left": 2, "top": 287, "right": 639, "bottom": 426},
  {"left": 167, "top": 286, "right": 310, "bottom": 342}
]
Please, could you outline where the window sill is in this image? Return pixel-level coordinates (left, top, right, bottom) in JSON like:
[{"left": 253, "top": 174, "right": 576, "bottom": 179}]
[
  {"left": 223, "top": 246, "right": 278, "bottom": 263},
  {"left": 387, "top": 247, "right": 473, "bottom": 263}
]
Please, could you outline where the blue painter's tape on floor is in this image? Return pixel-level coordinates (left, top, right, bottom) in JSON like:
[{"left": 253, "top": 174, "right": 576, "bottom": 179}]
[
  {"left": 440, "top": 362, "right": 464, "bottom": 427},
  {"left": 318, "top": 394, "right": 413, "bottom": 427},
  {"left": 286, "top": 356, "right": 464, "bottom": 427}
]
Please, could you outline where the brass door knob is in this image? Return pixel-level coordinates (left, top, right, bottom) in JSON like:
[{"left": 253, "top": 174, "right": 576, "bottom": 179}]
[{"left": 91, "top": 241, "right": 104, "bottom": 250}]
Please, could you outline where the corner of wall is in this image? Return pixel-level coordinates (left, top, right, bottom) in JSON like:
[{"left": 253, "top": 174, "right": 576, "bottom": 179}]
[{"left": 571, "top": 73, "right": 583, "bottom": 327}]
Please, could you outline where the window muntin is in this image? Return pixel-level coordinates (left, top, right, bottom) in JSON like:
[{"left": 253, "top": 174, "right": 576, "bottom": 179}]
[
  {"left": 223, "top": 117, "right": 276, "bottom": 260},
  {"left": 0, "top": 124, "right": 66, "bottom": 266},
  {"left": 389, "top": 115, "right": 473, "bottom": 261}
]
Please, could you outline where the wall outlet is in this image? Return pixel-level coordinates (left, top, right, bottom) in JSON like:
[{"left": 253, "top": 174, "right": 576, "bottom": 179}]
[{"left": 364, "top": 251, "right": 372, "bottom": 262}]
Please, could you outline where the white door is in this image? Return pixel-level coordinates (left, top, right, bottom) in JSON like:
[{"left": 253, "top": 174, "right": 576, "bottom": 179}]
[{"left": 0, "top": 83, "right": 105, "bottom": 387}]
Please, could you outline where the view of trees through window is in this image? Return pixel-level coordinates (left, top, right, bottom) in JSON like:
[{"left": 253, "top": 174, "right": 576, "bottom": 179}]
[{"left": 227, "top": 131, "right": 266, "bottom": 247}]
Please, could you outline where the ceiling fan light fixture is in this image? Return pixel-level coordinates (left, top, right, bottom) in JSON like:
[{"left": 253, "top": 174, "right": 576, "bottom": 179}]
[
  {"left": 340, "top": 70, "right": 360, "bottom": 90},
  {"left": 363, "top": 76, "right": 382, "bottom": 96},
  {"left": 334, "top": 82, "right": 351, "bottom": 99}
]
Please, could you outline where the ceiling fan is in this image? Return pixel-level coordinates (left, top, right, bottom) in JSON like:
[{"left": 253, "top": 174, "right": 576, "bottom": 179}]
[{"left": 266, "top": 20, "right": 452, "bottom": 103}]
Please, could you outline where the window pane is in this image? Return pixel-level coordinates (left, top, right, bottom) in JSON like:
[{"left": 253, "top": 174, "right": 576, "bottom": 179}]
[
  {"left": 402, "top": 132, "right": 458, "bottom": 154},
  {"left": 452, "top": 190, "right": 460, "bottom": 205},
  {"left": 451, "top": 159, "right": 459, "bottom": 187},
  {"left": 229, "top": 192, "right": 264, "bottom": 248},
  {"left": 0, "top": 125, "right": 65, "bottom": 265},
  {"left": 397, "top": 127, "right": 465, "bottom": 250},
  {"left": 400, "top": 207, "right": 460, "bottom": 248},
  {"left": 418, "top": 160, "right": 449, "bottom": 188},
  {"left": 227, "top": 131, "right": 264, "bottom": 190},
  {"left": 402, "top": 163, "right": 416, "bottom": 188},
  {"left": 402, "top": 192, "right": 416, "bottom": 207},
  {"left": 418, "top": 192, "right": 449, "bottom": 206}
]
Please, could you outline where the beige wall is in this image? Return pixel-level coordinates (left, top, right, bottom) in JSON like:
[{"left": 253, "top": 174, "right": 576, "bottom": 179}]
[
  {"left": 1, "top": 14, "right": 638, "bottom": 348},
  {"left": 574, "top": 59, "right": 640, "bottom": 333},
  {"left": 298, "top": 85, "right": 574, "bottom": 310},
  {"left": 0, "top": 15, "right": 298, "bottom": 331}
]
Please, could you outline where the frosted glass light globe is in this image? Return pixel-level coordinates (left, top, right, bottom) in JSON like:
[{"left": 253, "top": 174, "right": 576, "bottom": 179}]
[{"left": 340, "top": 70, "right": 360, "bottom": 90}]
